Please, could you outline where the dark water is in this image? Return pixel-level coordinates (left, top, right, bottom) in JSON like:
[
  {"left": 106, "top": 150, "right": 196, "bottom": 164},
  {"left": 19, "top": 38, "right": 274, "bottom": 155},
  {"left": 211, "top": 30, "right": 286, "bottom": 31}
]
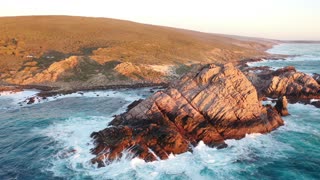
[{"left": 0, "top": 43, "right": 320, "bottom": 180}]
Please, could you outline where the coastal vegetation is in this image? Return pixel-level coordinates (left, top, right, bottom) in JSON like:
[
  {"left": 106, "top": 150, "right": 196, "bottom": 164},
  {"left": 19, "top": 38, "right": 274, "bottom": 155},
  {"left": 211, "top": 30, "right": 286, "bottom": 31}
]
[{"left": 0, "top": 16, "right": 276, "bottom": 90}]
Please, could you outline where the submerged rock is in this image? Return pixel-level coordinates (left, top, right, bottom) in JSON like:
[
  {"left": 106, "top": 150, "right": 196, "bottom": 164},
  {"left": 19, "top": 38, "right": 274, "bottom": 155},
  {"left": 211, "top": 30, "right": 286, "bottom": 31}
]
[
  {"left": 26, "top": 97, "right": 36, "bottom": 104},
  {"left": 90, "top": 63, "right": 284, "bottom": 167}
]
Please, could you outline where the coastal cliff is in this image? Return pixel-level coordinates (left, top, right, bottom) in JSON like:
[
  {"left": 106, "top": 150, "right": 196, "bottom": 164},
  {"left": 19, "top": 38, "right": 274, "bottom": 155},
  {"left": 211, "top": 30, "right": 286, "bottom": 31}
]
[{"left": 90, "top": 63, "right": 285, "bottom": 167}]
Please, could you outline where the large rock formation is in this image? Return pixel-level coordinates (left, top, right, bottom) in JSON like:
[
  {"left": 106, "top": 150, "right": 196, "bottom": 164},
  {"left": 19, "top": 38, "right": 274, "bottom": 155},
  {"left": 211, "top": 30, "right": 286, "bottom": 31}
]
[
  {"left": 244, "top": 66, "right": 320, "bottom": 100},
  {"left": 266, "top": 67, "right": 320, "bottom": 99},
  {"left": 90, "top": 63, "right": 284, "bottom": 167}
]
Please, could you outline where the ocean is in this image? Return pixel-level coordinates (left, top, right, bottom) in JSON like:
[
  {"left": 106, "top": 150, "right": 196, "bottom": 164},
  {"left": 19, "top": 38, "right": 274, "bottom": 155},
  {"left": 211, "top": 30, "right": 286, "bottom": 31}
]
[
  {"left": 247, "top": 43, "right": 320, "bottom": 74},
  {"left": 0, "top": 43, "right": 319, "bottom": 180}
]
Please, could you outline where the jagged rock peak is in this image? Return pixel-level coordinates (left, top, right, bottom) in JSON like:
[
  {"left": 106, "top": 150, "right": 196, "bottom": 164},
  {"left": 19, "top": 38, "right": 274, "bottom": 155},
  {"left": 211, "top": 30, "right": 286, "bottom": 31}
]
[{"left": 90, "top": 63, "right": 284, "bottom": 167}]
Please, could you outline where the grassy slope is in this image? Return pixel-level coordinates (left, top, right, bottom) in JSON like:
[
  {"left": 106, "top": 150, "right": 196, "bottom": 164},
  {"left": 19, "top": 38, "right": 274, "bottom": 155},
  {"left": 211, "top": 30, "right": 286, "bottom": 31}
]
[{"left": 0, "top": 16, "right": 277, "bottom": 88}]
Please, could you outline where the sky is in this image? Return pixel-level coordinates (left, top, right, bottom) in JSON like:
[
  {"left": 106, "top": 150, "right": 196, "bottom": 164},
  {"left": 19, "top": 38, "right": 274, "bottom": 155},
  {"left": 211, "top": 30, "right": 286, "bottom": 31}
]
[{"left": 1, "top": 0, "right": 320, "bottom": 40}]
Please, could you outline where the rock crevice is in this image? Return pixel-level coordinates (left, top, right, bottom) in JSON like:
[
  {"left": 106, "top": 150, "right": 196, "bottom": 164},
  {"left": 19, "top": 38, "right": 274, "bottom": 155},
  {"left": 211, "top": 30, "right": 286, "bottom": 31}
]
[
  {"left": 244, "top": 66, "right": 320, "bottom": 100},
  {"left": 91, "top": 63, "right": 284, "bottom": 167}
]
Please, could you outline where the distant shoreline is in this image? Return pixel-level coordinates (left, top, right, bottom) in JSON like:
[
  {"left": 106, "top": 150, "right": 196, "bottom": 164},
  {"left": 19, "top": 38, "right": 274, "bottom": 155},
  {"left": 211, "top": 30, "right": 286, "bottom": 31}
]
[
  {"left": 0, "top": 82, "right": 169, "bottom": 98},
  {"left": 0, "top": 39, "right": 283, "bottom": 98},
  {"left": 0, "top": 53, "right": 289, "bottom": 98},
  {"left": 281, "top": 40, "right": 320, "bottom": 44}
]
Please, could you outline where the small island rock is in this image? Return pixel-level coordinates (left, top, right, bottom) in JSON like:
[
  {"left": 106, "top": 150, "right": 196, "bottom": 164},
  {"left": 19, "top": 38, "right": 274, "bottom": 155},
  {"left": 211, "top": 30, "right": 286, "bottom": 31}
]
[{"left": 90, "top": 63, "right": 285, "bottom": 167}]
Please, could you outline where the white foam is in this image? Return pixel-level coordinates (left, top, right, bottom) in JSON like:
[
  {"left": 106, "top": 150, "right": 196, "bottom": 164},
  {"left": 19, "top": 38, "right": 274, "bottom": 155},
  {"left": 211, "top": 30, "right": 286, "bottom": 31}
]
[
  {"left": 32, "top": 89, "right": 150, "bottom": 177},
  {"left": 0, "top": 89, "right": 40, "bottom": 105},
  {"left": 0, "top": 89, "right": 39, "bottom": 98},
  {"left": 245, "top": 133, "right": 262, "bottom": 138},
  {"left": 4, "top": 87, "right": 155, "bottom": 107},
  {"left": 34, "top": 91, "right": 320, "bottom": 179},
  {"left": 130, "top": 157, "right": 145, "bottom": 168},
  {"left": 280, "top": 103, "right": 320, "bottom": 136},
  {"left": 43, "top": 90, "right": 142, "bottom": 104},
  {"left": 39, "top": 116, "right": 292, "bottom": 179}
]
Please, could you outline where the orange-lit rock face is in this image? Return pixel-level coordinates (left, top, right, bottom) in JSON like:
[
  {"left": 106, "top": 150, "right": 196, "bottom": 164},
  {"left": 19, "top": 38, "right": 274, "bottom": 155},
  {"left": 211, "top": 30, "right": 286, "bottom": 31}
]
[
  {"left": 244, "top": 66, "right": 320, "bottom": 100},
  {"left": 91, "top": 63, "right": 284, "bottom": 167},
  {"left": 267, "top": 67, "right": 320, "bottom": 98}
]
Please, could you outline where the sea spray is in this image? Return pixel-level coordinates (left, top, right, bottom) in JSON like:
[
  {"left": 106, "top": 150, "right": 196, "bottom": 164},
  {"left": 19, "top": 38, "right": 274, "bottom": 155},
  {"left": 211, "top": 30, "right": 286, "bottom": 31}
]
[
  {"left": 1, "top": 87, "right": 320, "bottom": 179},
  {"left": 0, "top": 43, "right": 320, "bottom": 179},
  {"left": 39, "top": 103, "right": 318, "bottom": 179}
]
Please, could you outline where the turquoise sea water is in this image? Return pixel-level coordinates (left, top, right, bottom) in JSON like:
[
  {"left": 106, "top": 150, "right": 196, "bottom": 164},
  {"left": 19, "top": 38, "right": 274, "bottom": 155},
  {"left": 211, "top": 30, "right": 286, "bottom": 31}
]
[
  {"left": 248, "top": 43, "right": 320, "bottom": 74},
  {"left": 0, "top": 43, "right": 320, "bottom": 180}
]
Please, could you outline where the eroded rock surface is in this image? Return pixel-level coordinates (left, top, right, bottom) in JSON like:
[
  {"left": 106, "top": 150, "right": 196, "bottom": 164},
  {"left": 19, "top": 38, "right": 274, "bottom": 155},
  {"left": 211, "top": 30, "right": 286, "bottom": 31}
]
[
  {"left": 90, "top": 63, "right": 284, "bottom": 167},
  {"left": 267, "top": 67, "right": 320, "bottom": 98},
  {"left": 244, "top": 66, "right": 320, "bottom": 100}
]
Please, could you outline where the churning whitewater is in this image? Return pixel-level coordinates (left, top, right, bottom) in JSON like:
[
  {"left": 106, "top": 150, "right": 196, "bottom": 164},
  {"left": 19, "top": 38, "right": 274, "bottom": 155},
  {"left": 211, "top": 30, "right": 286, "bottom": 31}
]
[{"left": 0, "top": 43, "right": 319, "bottom": 179}]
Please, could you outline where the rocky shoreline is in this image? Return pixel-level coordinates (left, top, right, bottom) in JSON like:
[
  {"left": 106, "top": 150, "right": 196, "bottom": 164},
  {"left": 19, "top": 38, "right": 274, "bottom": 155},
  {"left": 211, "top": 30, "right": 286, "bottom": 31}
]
[
  {"left": 89, "top": 62, "right": 320, "bottom": 167},
  {"left": 1, "top": 55, "right": 319, "bottom": 107},
  {"left": 0, "top": 83, "right": 168, "bottom": 104},
  {"left": 0, "top": 54, "right": 291, "bottom": 98},
  {"left": 2, "top": 57, "right": 319, "bottom": 167},
  {"left": 242, "top": 65, "right": 320, "bottom": 107}
]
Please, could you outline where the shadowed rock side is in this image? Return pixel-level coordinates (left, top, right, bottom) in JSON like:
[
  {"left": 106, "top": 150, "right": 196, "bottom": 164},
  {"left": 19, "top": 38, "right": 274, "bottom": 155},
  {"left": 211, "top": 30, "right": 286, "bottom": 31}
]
[
  {"left": 90, "top": 63, "right": 284, "bottom": 167},
  {"left": 274, "top": 96, "right": 289, "bottom": 116},
  {"left": 313, "top": 73, "right": 320, "bottom": 85}
]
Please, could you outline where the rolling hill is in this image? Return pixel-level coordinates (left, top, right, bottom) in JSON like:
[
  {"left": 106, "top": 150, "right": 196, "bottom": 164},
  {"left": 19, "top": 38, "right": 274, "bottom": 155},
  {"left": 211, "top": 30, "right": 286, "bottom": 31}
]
[{"left": 0, "top": 16, "right": 277, "bottom": 90}]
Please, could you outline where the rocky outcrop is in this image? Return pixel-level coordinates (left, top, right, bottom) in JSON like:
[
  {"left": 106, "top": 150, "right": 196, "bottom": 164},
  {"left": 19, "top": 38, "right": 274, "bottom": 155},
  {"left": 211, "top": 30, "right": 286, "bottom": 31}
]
[
  {"left": 313, "top": 73, "right": 320, "bottom": 85},
  {"left": 2, "top": 55, "right": 172, "bottom": 90},
  {"left": 266, "top": 67, "right": 320, "bottom": 99},
  {"left": 274, "top": 96, "right": 289, "bottom": 116},
  {"left": 22, "top": 56, "right": 101, "bottom": 84},
  {"left": 244, "top": 66, "right": 320, "bottom": 100},
  {"left": 114, "top": 62, "right": 168, "bottom": 83},
  {"left": 311, "top": 101, "right": 320, "bottom": 108},
  {"left": 90, "top": 63, "right": 284, "bottom": 167}
]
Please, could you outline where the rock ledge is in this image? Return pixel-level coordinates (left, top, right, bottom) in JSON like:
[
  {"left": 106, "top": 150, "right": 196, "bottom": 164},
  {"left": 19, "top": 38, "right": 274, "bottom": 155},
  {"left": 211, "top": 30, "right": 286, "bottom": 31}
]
[{"left": 90, "top": 63, "right": 284, "bottom": 167}]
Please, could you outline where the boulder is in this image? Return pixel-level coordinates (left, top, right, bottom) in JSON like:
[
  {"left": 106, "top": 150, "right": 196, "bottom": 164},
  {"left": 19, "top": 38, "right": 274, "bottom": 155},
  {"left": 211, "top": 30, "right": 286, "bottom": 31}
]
[
  {"left": 90, "top": 63, "right": 284, "bottom": 167},
  {"left": 244, "top": 66, "right": 320, "bottom": 100},
  {"left": 26, "top": 97, "right": 36, "bottom": 104},
  {"left": 313, "top": 73, "right": 320, "bottom": 85},
  {"left": 311, "top": 101, "right": 320, "bottom": 108},
  {"left": 267, "top": 68, "right": 320, "bottom": 99},
  {"left": 274, "top": 96, "right": 289, "bottom": 116},
  {"left": 272, "top": 66, "right": 296, "bottom": 76}
]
